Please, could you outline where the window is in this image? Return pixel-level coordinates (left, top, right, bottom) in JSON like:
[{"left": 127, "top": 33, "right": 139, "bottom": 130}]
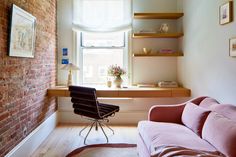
[
  {"left": 73, "top": 0, "right": 131, "bottom": 85},
  {"left": 78, "top": 31, "right": 128, "bottom": 85}
]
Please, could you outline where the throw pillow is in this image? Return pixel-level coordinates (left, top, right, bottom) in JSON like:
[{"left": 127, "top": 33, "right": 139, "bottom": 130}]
[
  {"left": 182, "top": 102, "right": 211, "bottom": 136},
  {"left": 202, "top": 112, "right": 236, "bottom": 157}
]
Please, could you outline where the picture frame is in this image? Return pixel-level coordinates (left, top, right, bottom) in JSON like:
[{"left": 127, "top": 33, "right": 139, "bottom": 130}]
[
  {"left": 219, "top": 1, "right": 233, "bottom": 25},
  {"left": 9, "top": 4, "right": 36, "bottom": 58},
  {"left": 229, "top": 37, "right": 236, "bottom": 57}
]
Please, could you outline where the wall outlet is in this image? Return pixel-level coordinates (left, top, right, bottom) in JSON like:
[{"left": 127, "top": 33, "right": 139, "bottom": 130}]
[{"left": 23, "top": 125, "right": 27, "bottom": 137}]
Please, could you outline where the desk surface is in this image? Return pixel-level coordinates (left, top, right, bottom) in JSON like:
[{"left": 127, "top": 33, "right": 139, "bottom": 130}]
[{"left": 47, "top": 86, "right": 191, "bottom": 98}]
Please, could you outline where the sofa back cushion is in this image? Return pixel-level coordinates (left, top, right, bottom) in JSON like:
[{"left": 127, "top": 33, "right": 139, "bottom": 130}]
[
  {"left": 202, "top": 112, "right": 236, "bottom": 157},
  {"left": 199, "top": 97, "right": 219, "bottom": 108},
  {"left": 182, "top": 102, "right": 211, "bottom": 137},
  {"left": 209, "top": 104, "right": 236, "bottom": 122}
]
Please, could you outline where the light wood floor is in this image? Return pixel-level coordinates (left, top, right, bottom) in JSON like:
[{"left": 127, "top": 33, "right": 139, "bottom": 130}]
[{"left": 31, "top": 124, "right": 138, "bottom": 157}]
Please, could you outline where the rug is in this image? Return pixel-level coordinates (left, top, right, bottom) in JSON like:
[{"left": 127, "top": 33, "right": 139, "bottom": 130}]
[{"left": 66, "top": 143, "right": 138, "bottom": 157}]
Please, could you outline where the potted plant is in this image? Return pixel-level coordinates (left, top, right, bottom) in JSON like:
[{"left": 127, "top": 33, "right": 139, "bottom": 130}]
[{"left": 107, "top": 65, "right": 126, "bottom": 88}]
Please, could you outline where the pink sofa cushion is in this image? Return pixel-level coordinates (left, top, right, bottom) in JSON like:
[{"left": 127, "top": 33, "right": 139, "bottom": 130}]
[
  {"left": 209, "top": 104, "right": 236, "bottom": 122},
  {"left": 138, "top": 121, "right": 216, "bottom": 155},
  {"left": 182, "top": 102, "right": 211, "bottom": 136},
  {"left": 199, "top": 97, "right": 219, "bottom": 108},
  {"left": 202, "top": 112, "right": 236, "bottom": 157}
]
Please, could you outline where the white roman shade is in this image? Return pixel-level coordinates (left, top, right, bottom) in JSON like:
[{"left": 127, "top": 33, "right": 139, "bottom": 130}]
[{"left": 73, "top": 0, "right": 132, "bottom": 32}]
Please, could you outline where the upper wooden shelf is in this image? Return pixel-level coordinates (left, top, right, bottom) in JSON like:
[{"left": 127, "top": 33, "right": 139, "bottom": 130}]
[
  {"left": 133, "top": 33, "right": 184, "bottom": 39},
  {"left": 133, "top": 52, "right": 184, "bottom": 57},
  {"left": 134, "top": 13, "right": 184, "bottom": 19}
]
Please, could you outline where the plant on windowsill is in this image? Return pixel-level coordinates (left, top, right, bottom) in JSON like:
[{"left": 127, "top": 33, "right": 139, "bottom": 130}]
[{"left": 107, "top": 65, "right": 126, "bottom": 88}]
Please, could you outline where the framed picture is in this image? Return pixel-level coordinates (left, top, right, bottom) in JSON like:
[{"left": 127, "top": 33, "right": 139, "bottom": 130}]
[
  {"left": 9, "top": 4, "right": 36, "bottom": 58},
  {"left": 229, "top": 37, "right": 236, "bottom": 57},
  {"left": 219, "top": 1, "right": 233, "bottom": 25}
]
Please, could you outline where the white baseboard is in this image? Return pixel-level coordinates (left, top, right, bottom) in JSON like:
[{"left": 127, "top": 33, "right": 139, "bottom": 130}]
[
  {"left": 58, "top": 111, "right": 147, "bottom": 125},
  {"left": 5, "top": 111, "right": 58, "bottom": 157}
]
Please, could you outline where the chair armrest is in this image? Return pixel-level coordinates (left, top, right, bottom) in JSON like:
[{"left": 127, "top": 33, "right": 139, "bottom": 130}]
[{"left": 148, "top": 96, "right": 208, "bottom": 124}]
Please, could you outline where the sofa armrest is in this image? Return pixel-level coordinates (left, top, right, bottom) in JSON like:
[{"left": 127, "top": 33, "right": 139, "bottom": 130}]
[
  {"left": 148, "top": 96, "right": 208, "bottom": 124},
  {"left": 148, "top": 104, "right": 186, "bottom": 124}
]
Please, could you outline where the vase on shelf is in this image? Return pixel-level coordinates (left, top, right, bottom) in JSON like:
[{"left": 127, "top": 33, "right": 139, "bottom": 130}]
[{"left": 113, "top": 76, "right": 123, "bottom": 88}]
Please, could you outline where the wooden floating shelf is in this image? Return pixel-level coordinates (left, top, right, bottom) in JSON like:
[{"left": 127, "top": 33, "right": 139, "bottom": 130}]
[
  {"left": 133, "top": 33, "right": 184, "bottom": 38},
  {"left": 47, "top": 86, "right": 191, "bottom": 98},
  {"left": 133, "top": 52, "right": 184, "bottom": 57},
  {"left": 134, "top": 13, "right": 184, "bottom": 19}
]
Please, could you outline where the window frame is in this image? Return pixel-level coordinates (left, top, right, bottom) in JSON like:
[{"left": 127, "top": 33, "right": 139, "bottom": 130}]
[{"left": 77, "top": 31, "right": 129, "bottom": 85}]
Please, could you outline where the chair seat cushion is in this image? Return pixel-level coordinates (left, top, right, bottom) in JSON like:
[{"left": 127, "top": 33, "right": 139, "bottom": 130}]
[
  {"left": 98, "top": 103, "right": 119, "bottom": 118},
  {"left": 74, "top": 109, "right": 101, "bottom": 119},
  {"left": 138, "top": 121, "right": 216, "bottom": 155}
]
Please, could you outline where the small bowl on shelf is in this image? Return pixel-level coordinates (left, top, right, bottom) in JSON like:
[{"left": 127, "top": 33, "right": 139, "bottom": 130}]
[{"left": 143, "top": 48, "right": 152, "bottom": 54}]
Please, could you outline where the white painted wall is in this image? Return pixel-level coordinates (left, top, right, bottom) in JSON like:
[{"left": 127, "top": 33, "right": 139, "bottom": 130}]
[
  {"left": 178, "top": 0, "right": 236, "bottom": 104},
  {"left": 57, "top": 0, "right": 74, "bottom": 85}
]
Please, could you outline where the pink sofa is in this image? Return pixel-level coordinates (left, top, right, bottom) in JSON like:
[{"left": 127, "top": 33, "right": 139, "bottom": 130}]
[{"left": 137, "top": 97, "right": 236, "bottom": 157}]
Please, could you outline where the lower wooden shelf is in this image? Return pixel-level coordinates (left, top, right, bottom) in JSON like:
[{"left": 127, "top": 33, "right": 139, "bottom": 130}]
[{"left": 133, "top": 52, "right": 184, "bottom": 57}]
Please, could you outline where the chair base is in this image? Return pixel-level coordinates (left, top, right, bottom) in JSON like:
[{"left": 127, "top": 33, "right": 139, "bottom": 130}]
[{"left": 79, "top": 119, "right": 114, "bottom": 145}]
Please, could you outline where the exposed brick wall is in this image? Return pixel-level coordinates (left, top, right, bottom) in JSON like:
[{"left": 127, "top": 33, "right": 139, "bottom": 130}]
[{"left": 0, "top": 0, "right": 57, "bottom": 156}]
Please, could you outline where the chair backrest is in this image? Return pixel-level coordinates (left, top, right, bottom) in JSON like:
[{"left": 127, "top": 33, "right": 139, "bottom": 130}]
[{"left": 69, "top": 86, "right": 100, "bottom": 118}]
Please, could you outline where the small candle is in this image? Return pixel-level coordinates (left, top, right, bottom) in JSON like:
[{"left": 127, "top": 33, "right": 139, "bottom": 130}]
[{"left": 107, "top": 80, "right": 112, "bottom": 88}]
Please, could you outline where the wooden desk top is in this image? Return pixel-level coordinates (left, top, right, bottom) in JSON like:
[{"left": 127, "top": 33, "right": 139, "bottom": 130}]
[{"left": 47, "top": 86, "right": 191, "bottom": 98}]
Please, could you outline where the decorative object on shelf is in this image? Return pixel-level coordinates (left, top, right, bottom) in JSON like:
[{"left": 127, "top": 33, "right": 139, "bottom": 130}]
[
  {"left": 61, "top": 63, "right": 80, "bottom": 86},
  {"left": 113, "top": 76, "right": 123, "bottom": 88},
  {"left": 159, "top": 23, "right": 169, "bottom": 33},
  {"left": 219, "top": 1, "right": 233, "bottom": 25},
  {"left": 143, "top": 48, "right": 152, "bottom": 54},
  {"left": 158, "top": 81, "right": 178, "bottom": 88},
  {"left": 106, "top": 77, "right": 112, "bottom": 88},
  {"left": 229, "top": 37, "right": 236, "bottom": 57},
  {"left": 107, "top": 65, "right": 126, "bottom": 88},
  {"left": 107, "top": 80, "right": 112, "bottom": 88},
  {"left": 159, "top": 49, "right": 174, "bottom": 54},
  {"left": 9, "top": 4, "right": 36, "bottom": 58}
]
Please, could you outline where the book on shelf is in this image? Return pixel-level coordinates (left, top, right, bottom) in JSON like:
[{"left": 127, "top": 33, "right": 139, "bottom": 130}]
[
  {"left": 137, "top": 83, "right": 157, "bottom": 88},
  {"left": 158, "top": 81, "right": 178, "bottom": 88},
  {"left": 159, "top": 49, "right": 174, "bottom": 54},
  {"left": 138, "top": 30, "right": 156, "bottom": 33}
]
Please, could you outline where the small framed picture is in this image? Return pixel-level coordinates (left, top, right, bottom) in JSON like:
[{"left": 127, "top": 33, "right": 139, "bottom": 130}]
[
  {"left": 229, "top": 37, "right": 236, "bottom": 57},
  {"left": 62, "top": 58, "right": 69, "bottom": 64},
  {"left": 62, "top": 48, "right": 68, "bottom": 56},
  {"left": 219, "top": 1, "right": 233, "bottom": 25}
]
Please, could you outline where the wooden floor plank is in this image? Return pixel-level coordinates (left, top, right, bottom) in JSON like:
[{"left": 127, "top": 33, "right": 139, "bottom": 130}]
[{"left": 31, "top": 124, "right": 138, "bottom": 157}]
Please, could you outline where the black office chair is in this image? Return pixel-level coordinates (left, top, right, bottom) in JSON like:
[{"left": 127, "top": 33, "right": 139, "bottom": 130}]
[{"left": 69, "top": 86, "right": 120, "bottom": 145}]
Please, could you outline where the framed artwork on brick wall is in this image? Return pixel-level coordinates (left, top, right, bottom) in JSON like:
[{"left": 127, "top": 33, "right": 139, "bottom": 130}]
[
  {"left": 9, "top": 4, "right": 36, "bottom": 58},
  {"left": 219, "top": 1, "right": 233, "bottom": 25}
]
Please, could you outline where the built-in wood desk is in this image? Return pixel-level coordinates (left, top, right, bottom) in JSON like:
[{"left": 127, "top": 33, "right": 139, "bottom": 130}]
[{"left": 47, "top": 86, "right": 191, "bottom": 98}]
